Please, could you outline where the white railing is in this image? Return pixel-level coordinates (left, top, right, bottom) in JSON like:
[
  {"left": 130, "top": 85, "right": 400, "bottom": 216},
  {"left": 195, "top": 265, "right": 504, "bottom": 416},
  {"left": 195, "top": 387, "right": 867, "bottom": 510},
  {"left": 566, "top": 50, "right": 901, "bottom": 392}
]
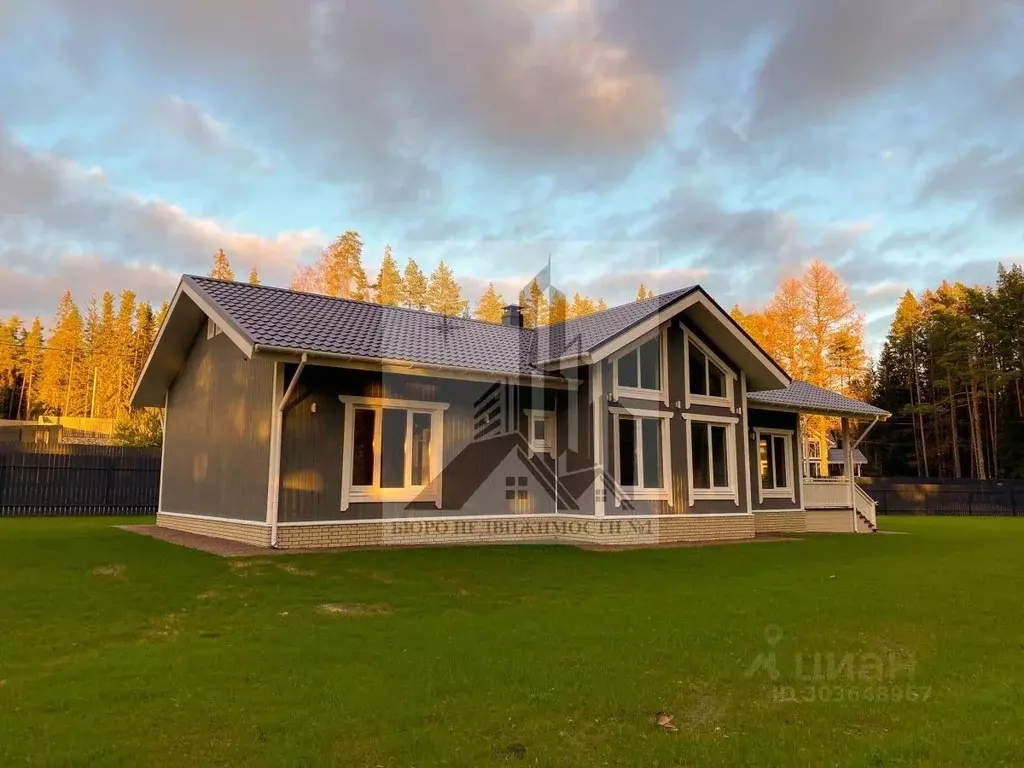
[
  {"left": 802, "top": 478, "right": 852, "bottom": 509},
  {"left": 854, "top": 484, "right": 877, "bottom": 530}
]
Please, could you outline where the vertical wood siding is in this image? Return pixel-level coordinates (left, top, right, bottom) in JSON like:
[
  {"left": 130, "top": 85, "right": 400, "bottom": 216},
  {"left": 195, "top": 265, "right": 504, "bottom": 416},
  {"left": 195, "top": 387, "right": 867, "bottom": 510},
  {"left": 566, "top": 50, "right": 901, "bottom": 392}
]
[
  {"left": 277, "top": 366, "right": 575, "bottom": 523},
  {"left": 161, "top": 327, "right": 274, "bottom": 521}
]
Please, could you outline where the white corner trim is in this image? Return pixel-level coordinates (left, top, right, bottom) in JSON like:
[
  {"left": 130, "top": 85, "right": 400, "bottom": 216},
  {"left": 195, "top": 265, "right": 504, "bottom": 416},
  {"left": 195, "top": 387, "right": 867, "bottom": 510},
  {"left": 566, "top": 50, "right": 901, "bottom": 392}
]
[
  {"left": 266, "top": 362, "right": 284, "bottom": 539},
  {"left": 158, "top": 390, "right": 168, "bottom": 515},
  {"left": 340, "top": 400, "right": 354, "bottom": 512},
  {"left": 741, "top": 372, "right": 752, "bottom": 514},
  {"left": 592, "top": 362, "right": 605, "bottom": 517}
]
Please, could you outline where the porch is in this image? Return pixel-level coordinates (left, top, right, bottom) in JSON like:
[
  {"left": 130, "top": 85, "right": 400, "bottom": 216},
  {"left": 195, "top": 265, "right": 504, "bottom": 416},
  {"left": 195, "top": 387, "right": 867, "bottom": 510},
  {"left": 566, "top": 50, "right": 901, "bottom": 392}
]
[{"left": 802, "top": 477, "right": 877, "bottom": 532}]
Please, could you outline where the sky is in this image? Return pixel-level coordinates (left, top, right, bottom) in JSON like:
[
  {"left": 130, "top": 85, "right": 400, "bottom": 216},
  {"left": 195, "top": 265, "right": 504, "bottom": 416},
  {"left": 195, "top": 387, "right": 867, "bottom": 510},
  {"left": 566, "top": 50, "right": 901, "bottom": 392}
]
[{"left": 1, "top": 0, "right": 1022, "bottom": 353}]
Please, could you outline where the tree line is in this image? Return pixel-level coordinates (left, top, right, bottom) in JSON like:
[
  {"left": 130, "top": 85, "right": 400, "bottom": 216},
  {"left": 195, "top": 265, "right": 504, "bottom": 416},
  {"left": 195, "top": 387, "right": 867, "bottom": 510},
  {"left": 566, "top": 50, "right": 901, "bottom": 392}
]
[
  {"left": 245, "top": 230, "right": 620, "bottom": 326},
  {"left": 870, "top": 263, "right": 1024, "bottom": 479},
  {"left": 0, "top": 290, "right": 168, "bottom": 445}
]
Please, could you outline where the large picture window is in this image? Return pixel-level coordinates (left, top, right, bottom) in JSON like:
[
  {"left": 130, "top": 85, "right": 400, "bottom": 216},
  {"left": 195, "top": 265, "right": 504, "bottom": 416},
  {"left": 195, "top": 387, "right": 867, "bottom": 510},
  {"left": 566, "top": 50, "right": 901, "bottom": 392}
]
[
  {"left": 613, "top": 331, "right": 667, "bottom": 403},
  {"left": 682, "top": 326, "right": 734, "bottom": 409},
  {"left": 611, "top": 408, "right": 672, "bottom": 502},
  {"left": 686, "top": 415, "right": 738, "bottom": 504},
  {"left": 340, "top": 397, "right": 447, "bottom": 508},
  {"left": 757, "top": 430, "right": 794, "bottom": 501}
]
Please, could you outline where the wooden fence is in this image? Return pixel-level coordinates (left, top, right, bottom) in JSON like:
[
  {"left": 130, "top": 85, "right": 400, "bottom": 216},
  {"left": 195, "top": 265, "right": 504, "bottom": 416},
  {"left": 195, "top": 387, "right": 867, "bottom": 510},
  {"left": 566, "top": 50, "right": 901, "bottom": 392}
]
[
  {"left": 858, "top": 477, "right": 1024, "bottom": 517},
  {"left": 0, "top": 443, "right": 161, "bottom": 517}
]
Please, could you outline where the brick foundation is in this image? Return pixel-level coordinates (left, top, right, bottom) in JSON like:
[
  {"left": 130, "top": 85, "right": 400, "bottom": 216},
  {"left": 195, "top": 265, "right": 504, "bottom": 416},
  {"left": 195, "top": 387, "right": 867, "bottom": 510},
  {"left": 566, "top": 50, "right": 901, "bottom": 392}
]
[
  {"left": 157, "top": 512, "right": 272, "bottom": 547},
  {"left": 753, "top": 509, "right": 807, "bottom": 534},
  {"left": 273, "top": 514, "right": 756, "bottom": 549}
]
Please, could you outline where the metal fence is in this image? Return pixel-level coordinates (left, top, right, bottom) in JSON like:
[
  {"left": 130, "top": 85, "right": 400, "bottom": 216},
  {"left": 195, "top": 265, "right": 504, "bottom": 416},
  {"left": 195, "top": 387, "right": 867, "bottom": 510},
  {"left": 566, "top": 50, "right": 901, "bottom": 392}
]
[
  {"left": 0, "top": 443, "right": 161, "bottom": 517},
  {"left": 858, "top": 478, "right": 1024, "bottom": 517}
]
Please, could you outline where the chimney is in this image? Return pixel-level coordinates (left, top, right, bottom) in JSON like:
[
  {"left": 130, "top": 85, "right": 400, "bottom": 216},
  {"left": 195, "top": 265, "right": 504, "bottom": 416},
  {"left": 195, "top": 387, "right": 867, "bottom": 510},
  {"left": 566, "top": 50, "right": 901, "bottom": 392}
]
[{"left": 502, "top": 304, "right": 524, "bottom": 328}]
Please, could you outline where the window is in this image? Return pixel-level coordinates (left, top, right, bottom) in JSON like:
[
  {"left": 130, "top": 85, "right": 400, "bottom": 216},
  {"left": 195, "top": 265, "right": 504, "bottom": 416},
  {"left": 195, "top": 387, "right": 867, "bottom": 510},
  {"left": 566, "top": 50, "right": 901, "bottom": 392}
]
[
  {"left": 340, "top": 397, "right": 447, "bottom": 508},
  {"left": 757, "top": 430, "right": 794, "bottom": 501},
  {"left": 682, "top": 327, "right": 734, "bottom": 408},
  {"left": 612, "top": 408, "right": 671, "bottom": 501},
  {"left": 613, "top": 331, "right": 666, "bottom": 402},
  {"left": 686, "top": 415, "right": 738, "bottom": 503},
  {"left": 525, "top": 410, "right": 554, "bottom": 454}
]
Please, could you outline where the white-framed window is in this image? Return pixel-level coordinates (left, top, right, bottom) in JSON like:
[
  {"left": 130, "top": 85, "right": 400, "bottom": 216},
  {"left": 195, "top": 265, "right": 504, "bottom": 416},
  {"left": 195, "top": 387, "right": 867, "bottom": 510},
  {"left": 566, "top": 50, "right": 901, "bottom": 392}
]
[
  {"left": 756, "top": 429, "right": 795, "bottom": 502},
  {"left": 611, "top": 406, "right": 673, "bottom": 503},
  {"left": 681, "top": 325, "right": 735, "bottom": 410},
  {"left": 340, "top": 396, "right": 448, "bottom": 509},
  {"left": 684, "top": 413, "right": 739, "bottom": 505},
  {"left": 611, "top": 328, "right": 668, "bottom": 404},
  {"left": 524, "top": 409, "right": 554, "bottom": 455}
]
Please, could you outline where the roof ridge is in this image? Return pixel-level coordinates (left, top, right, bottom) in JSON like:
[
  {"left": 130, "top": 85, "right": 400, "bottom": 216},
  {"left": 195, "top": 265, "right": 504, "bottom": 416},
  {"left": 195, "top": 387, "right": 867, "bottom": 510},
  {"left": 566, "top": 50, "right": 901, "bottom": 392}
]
[{"left": 186, "top": 274, "right": 537, "bottom": 333}]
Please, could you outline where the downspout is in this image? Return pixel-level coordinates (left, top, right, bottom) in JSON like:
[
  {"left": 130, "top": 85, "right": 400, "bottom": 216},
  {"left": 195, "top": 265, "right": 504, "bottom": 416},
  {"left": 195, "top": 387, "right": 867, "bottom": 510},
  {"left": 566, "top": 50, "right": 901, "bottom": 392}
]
[{"left": 271, "top": 353, "right": 307, "bottom": 548}]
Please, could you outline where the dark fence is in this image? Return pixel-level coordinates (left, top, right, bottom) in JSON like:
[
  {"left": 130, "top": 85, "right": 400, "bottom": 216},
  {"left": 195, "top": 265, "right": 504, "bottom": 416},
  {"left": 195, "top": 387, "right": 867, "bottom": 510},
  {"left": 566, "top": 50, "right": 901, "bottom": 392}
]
[
  {"left": 858, "top": 477, "right": 1024, "bottom": 517},
  {"left": 0, "top": 443, "right": 161, "bottom": 517}
]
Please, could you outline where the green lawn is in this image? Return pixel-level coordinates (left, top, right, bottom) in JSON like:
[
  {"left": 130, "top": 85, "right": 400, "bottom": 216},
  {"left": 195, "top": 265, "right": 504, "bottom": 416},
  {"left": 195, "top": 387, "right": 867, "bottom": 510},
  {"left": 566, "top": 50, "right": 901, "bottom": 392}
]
[{"left": 2, "top": 517, "right": 1023, "bottom": 767}]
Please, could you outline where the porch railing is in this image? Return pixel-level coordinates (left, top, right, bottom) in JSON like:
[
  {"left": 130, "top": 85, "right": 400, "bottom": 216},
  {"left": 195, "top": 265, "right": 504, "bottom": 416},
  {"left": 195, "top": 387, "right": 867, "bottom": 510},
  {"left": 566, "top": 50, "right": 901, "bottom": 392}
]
[
  {"left": 802, "top": 477, "right": 851, "bottom": 509},
  {"left": 853, "top": 484, "right": 877, "bottom": 530}
]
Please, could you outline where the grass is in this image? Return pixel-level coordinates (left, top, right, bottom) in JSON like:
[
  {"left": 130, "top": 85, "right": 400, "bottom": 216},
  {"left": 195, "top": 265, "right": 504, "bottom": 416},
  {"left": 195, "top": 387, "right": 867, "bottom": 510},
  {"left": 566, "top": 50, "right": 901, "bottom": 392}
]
[{"left": 1, "top": 517, "right": 1023, "bottom": 767}]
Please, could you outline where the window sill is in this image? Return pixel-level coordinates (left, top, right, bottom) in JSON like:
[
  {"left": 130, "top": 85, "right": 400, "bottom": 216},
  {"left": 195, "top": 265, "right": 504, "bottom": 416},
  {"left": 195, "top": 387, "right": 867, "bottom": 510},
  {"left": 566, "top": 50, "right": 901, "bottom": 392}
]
[
  {"left": 350, "top": 488, "right": 435, "bottom": 504},
  {"left": 687, "top": 394, "right": 733, "bottom": 409},
  {"left": 617, "top": 387, "right": 665, "bottom": 402},
  {"left": 691, "top": 489, "right": 737, "bottom": 501},
  {"left": 762, "top": 488, "right": 793, "bottom": 499},
  {"left": 619, "top": 488, "right": 670, "bottom": 501}
]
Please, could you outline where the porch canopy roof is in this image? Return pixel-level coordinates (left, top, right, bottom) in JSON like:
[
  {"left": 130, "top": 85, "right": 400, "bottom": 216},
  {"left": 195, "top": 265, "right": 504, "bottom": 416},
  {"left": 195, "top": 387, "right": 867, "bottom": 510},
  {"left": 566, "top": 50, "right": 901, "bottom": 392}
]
[{"left": 747, "top": 381, "right": 890, "bottom": 421}]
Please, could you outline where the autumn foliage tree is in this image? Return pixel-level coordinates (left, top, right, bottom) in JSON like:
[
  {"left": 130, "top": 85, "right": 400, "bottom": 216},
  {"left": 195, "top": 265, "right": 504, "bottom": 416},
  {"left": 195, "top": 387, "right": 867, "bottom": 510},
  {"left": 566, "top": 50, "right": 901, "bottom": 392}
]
[
  {"left": 732, "top": 260, "right": 867, "bottom": 474},
  {"left": 209, "top": 248, "right": 234, "bottom": 281},
  {"left": 374, "top": 246, "right": 403, "bottom": 306},
  {"left": 474, "top": 283, "right": 505, "bottom": 324}
]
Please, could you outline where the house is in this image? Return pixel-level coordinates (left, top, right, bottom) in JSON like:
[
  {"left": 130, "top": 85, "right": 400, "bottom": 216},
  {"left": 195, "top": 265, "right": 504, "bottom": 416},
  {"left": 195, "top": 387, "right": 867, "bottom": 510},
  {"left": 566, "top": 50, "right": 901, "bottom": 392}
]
[
  {"left": 131, "top": 276, "right": 890, "bottom": 549},
  {"left": 802, "top": 434, "right": 869, "bottom": 478}
]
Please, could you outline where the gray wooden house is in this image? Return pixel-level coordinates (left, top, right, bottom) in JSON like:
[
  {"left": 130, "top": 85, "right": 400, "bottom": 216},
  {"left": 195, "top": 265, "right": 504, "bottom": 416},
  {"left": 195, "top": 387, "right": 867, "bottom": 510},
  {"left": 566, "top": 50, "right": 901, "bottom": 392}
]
[{"left": 132, "top": 276, "right": 889, "bottom": 549}]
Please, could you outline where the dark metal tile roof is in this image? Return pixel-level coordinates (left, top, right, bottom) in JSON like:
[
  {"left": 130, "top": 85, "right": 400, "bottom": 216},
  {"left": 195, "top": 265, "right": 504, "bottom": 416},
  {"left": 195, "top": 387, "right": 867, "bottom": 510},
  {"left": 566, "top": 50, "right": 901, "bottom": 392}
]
[
  {"left": 532, "top": 286, "right": 696, "bottom": 360},
  {"left": 185, "top": 276, "right": 698, "bottom": 377},
  {"left": 827, "top": 448, "right": 868, "bottom": 464},
  {"left": 747, "top": 381, "right": 890, "bottom": 419}
]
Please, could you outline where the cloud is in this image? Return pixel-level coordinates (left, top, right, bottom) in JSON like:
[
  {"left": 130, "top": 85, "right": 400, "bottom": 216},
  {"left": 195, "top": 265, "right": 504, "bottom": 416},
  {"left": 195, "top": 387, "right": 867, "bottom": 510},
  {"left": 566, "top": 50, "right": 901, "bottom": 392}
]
[
  {"left": 753, "top": 0, "right": 1008, "bottom": 128},
  {"left": 33, "top": 0, "right": 666, "bottom": 198},
  {"left": 918, "top": 145, "right": 1024, "bottom": 222},
  {"left": 0, "top": 130, "right": 324, "bottom": 301}
]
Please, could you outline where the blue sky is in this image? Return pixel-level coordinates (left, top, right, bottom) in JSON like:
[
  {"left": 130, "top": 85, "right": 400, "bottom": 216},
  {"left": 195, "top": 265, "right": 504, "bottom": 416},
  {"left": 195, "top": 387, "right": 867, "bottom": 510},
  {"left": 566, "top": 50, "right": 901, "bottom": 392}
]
[{"left": 1, "top": 0, "right": 1022, "bottom": 352}]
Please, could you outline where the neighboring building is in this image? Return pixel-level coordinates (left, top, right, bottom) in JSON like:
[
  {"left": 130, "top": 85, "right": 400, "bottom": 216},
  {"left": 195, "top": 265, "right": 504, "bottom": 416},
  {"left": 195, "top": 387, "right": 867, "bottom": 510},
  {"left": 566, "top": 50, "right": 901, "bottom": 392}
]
[
  {"left": 132, "top": 276, "right": 889, "bottom": 550},
  {"left": 803, "top": 435, "right": 868, "bottom": 478}
]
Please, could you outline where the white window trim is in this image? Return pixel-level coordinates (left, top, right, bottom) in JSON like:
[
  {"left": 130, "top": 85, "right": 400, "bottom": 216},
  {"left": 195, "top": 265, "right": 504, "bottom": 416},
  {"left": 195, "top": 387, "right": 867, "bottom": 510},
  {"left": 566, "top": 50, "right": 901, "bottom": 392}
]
[
  {"left": 611, "top": 410, "right": 673, "bottom": 505},
  {"left": 339, "top": 396, "right": 447, "bottom": 510},
  {"left": 680, "top": 324, "right": 736, "bottom": 412},
  {"left": 611, "top": 327, "right": 669, "bottom": 405},
  {"left": 755, "top": 428, "right": 796, "bottom": 503},
  {"left": 524, "top": 409, "right": 555, "bottom": 456},
  {"left": 685, "top": 416, "right": 739, "bottom": 506}
]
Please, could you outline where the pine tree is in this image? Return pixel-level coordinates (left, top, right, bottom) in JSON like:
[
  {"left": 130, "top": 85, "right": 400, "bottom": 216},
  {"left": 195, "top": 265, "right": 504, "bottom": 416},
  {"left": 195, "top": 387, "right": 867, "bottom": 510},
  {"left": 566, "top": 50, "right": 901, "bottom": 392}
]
[
  {"left": 209, "top": 249, "right": 234, "bottom": 281},
  {"left": 0, "top": 316, "right": 23, "bottom": 419},
  {"left": 474, "top": 283, "right": 505, "bottom": 324},
  {"left": 568, "top": 292, "right": 597, "bottom": 319},
  {"left": 291, "top": 231, "right": 366, "bottom": 299},
  {"left": 519, "top": 279, "right": 549, "bottom": 328},
  {"left": 375, "top": 246, "right": 404, "bottom": 306},
  {"left": 402, "top": 259, "right": 429, "bottom": 310},
  {"left": 248, "top": 267, "right": 261, "bottom": 285},
  {"left": 426, "top": 261, "right": 468, "bottom": 317},
  {"left": 548, "top": 291, "right": 569, "bottom": 325},
  {"left": 17, "top": 318, "right": 44, "bottom": 419},
  {"left": 595, "top": 298, "right": 608, "bottom": 312},
  {"left": 38, "top": 291, "right": 85, "bottom": 416},
  {"left": 636, "top": 284, "right": 654, "bottom": 301},
  {"left": 114, "top": 290, "right": 137, "bottom": 419}
]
